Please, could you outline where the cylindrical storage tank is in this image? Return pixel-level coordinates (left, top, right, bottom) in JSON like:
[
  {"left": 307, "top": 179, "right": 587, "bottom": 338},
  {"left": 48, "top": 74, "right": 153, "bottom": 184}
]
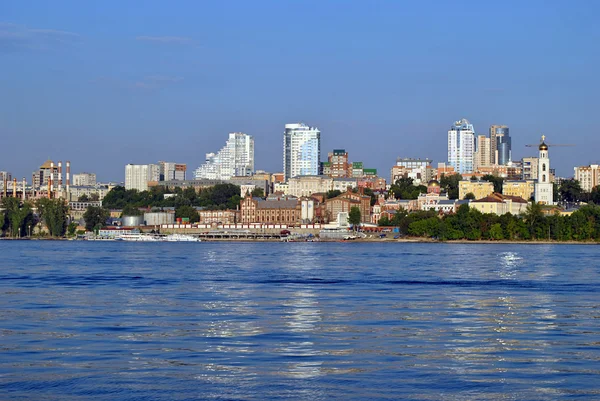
[
  {"left": 122, "top": 215, "right": 145, "bottom": 227},
  {"left": 144, "top": 212, "right": 175, "bottom": 226}
]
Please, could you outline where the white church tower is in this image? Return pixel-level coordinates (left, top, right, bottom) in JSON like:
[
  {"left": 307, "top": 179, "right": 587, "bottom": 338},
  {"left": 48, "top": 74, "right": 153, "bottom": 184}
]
[{"left": 534, "top": 135, "right": 554, "bottom": 205}]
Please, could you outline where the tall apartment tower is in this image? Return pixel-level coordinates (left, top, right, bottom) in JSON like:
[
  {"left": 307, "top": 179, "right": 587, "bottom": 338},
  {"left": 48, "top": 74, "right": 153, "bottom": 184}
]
[
  {"left": 159, "top": 162, "right": 187, "bottom": 181},
  {"left": 327, "top": 149, "right": 350, "bottom": 178},
  {"left": 473, "top": 135, "right": 491, "bottom": 171},
  {"left": 534, "top": 136, "right": 553, "bottom": 205},
  {"left": 447, "top": 118, "right": 475, "bottom": 174},
  {"left": 574, "top": 164, "right": 600, "bottom": 193},
  {"left": 283, "top": 123, "right": 321, "bottom": 181},
  {"left": 194, "top": 132, "right": 254, "bottom": 181},
  {"left": 489, "top": 125, "right": 511, "bottom": 165},
  {"left": 125, "top": 164, "right": 160, "bottom": 192}
]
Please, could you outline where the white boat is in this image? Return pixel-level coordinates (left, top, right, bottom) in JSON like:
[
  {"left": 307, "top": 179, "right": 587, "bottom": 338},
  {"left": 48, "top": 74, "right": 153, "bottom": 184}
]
[
  {"left": 116, "top": 233, "right": 162, "bottom": 242},
  {"left": 164, "top": 234, "right": 201, "bottom": 242}
]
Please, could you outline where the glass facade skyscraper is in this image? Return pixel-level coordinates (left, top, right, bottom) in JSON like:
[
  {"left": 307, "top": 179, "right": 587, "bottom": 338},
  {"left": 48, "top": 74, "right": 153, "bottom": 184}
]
[
  {"left": 489, "top": 125, "right": 511, "bottom": 165},
  {"left": 447, "top": 118, "right": 475, "bottom": 174},
  {"left": 283, "top": 123, "right": 321, "bottom": 181}
]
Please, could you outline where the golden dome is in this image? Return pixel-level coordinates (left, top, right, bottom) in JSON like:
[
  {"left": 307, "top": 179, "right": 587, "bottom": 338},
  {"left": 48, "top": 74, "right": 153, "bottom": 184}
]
[
  {"left": 539, "top": 135, "right": 548, "bottom": 151},
  {"left": 40, "top": 159, "right": 54, "bottom": 169},
  {"left": 428, "top": 180, "right": 440, "bottom": 187}
]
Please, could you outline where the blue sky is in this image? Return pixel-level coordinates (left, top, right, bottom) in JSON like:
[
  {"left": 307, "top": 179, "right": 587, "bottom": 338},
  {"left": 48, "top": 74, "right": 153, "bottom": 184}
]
[{"left": 1, "top": 0, "right": 599, "bottom": 181}]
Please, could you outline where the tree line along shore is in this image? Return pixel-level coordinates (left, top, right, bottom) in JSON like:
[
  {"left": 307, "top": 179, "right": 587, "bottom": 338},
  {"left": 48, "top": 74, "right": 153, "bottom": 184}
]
[{"left": 2, "top": 181, "right": 600, "bottom": 242}]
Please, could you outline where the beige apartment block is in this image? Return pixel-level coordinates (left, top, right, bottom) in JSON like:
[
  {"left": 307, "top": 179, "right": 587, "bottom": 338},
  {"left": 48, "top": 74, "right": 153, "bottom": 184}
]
[
  {"left": 502, "top": 180, "right": 535, "bottom": 202},
  {"left": 458, "top": 180, "right": 494, "bottom": 200}
]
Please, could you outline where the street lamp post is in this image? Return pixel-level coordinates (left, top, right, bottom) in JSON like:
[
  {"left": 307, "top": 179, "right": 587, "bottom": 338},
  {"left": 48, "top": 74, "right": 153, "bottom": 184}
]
[{"left": 28, "top": 225, "right": 31, "bottom": 238}]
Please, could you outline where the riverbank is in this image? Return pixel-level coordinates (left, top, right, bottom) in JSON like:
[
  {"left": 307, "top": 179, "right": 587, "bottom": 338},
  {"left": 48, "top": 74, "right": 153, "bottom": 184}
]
[{"left": 2, "top": 237, "right": 599, "bottom": 245}]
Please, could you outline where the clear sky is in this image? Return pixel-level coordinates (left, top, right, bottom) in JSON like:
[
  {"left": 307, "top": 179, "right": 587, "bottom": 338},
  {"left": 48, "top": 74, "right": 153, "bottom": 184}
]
[{"left": 1, "top": 0, "right": 599, "bottom": 181}]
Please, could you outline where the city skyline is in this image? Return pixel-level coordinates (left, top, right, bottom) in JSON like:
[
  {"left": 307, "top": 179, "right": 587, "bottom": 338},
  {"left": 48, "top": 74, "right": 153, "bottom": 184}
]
[{"left": 2, "top": 1, "right": 599, "bottom": 180}]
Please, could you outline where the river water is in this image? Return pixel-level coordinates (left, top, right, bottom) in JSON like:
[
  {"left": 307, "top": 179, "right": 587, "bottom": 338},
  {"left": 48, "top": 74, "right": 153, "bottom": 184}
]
[{"left": 1, "top": 241, "right": 599, "bottom": 400}]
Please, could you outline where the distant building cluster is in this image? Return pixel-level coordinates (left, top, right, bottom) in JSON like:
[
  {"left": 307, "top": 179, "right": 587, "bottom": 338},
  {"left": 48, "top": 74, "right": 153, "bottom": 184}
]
[{"left": 1, "top": 117, "right": 590, "bottom": 230}]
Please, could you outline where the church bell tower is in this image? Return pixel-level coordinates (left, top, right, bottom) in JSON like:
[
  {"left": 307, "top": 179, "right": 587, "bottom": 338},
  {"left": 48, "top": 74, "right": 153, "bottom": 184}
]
[{"left": 534, "top": 135, "right": 554, "bottom": 205}]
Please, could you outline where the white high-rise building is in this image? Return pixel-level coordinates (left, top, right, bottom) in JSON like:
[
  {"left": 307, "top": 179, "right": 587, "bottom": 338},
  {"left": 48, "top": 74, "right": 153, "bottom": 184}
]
[
  {"left": 283, "top": 123, "right": 321, "bottom": 181},
  {"left": 534, "top": 136, "right": 554, "bottom": 205},
  {"left": 194, "top": 132, "right": 254, "bottom": 181},
  {"left": 125, "top": 164, "right": 160, "bottom": 192},
  {"left": 448, "top": 118, "right": 475, "bottom": 174}
]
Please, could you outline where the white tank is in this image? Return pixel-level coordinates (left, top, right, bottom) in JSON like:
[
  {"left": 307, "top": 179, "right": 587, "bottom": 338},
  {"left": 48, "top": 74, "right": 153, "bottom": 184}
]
[
  {"left": 144, "top": 212, "right": 175, "bottom": 226},
  {"left": 122, "top": 215, "right": 144, "bottom": 227}
]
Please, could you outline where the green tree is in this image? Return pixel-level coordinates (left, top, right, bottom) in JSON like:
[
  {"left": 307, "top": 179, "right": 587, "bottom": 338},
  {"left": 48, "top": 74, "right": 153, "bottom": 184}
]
[
  {"left": 67, "top": 221, "right": 78, "bottom": 237},
  {"left": 226, "top": 195, "right": 242, "bottom": 210},
  {"left": 390, "top": 177, "right": 427, "bottom": 200},
  {"left": 524, "top": 201, "right": 544, "bottom": 238},
  {"left": 78, "top": 194, "right": 90, "bottom": 202},
  {"left": 83, "top": 206, "right": 110, "bottom": 232},
  {"left": 90, "top": 193, "right": 100, "bottom": 202},
  {"left": 464, "top": 192, "right": 476, "bottom": 200},
  {"left": 1, "top": 198, "right": 36, "bottom": 237},
  {"left": 408, "top": 217, "right": 440, "bottom": 237},
  {"left": 348, "top": 206, "right": 361, "bottom": 229},
  {"left": 440, "top": 174, "right": 462, "bottom": 199},
  {"left": 558, "top": 179, "right": 583, "bottom": 204},
  {"left": 481, "top": 174, "right": 504, "bottom": 193},
  {"left": 489, "top": 223, "right": 504, "bottom": 240},
  {"left": 122, "top": 204, "right": 143, "bottom": 216},
  {"left": 175, "top": 205, "right": 200, "bottom": 223},
  {"left": 36, "top": 198, "right": 69, "bottom": 237},
  {"left": 326, "top": 190, "right": 342, "bottom": 199},
  {"left": 251, "top": 187, "right": 265, "bottom": 198},
  {"left": 363, "top": 187, "right": 378, "bottom": 206},
  {"left": 378, "top": 215, "right": 391, "bottom": 226}
]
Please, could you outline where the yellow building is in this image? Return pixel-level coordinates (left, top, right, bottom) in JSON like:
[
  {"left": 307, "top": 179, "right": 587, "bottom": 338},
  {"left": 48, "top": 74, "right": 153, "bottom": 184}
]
[
  {"left": 502, "top": 180, "right": 535, "bottom": 202},
  {"left": 470, "top": 193, "right": 528, "bottom": 215},
  {"left": 458, "top": 180, "right": 494, "bottom": 200}
]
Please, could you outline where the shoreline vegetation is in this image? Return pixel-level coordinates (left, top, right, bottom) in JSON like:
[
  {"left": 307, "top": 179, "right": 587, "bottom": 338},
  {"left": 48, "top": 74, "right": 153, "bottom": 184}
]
[{"left": 4, "top": 182, "right": 600, "bottom": 244}]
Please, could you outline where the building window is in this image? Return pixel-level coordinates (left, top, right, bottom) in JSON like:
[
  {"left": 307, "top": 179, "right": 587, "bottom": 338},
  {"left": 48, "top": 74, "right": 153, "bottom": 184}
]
[{"left": 542, "top": 164, "right": 546, "bottom": 172}]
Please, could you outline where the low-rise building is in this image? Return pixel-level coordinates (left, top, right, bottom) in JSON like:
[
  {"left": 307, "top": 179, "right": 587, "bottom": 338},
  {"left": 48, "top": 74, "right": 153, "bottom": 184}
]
[
  {"left": 68, "top": 185, "right": 111, "bottom": 202},
  {"left": 325, "top": 190, "right": 371, "bottom": 223},
  {"left": 240, "top": 195, "right": 301, "bottom": 224},
  {"left": 273, "top": 182, "right": 289, "bottom": 194},
  {"left": 458, "top": 180, "right": 494, "bottom": 200},
  {"left": 227, "top": 176, "right": 270, "bottom": 196},
  {"left": 470, "top": 193, "right": 528, "bottom": 215},
  {"left": 288, "top": 175, "right": 333, "bottom": 197},
  {"left": 423, "top": 199, "right": 468, "bottom": 214},
  {"left": 502, "top": 180, "right": 535, "bottom": 201},
  {"left": 240, "top": 184, "right": 256, "bottom": 197},
  {"left": 198, "top": 209, "right": 239, "bottom": 225},
  {"left": 358, "top": 176, "right": 387, "bottom": 191},
  {"left": 332, "top": 177, "right": 358, "bottom": 193},
  {"left": 68, "top": 201, "right": 103, "bottom": 220}
]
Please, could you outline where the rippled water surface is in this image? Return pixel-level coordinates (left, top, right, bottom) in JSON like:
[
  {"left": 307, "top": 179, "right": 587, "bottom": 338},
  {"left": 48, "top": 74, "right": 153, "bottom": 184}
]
[{"left": 1, "top": 241, "right": 599, "bottom": 400}]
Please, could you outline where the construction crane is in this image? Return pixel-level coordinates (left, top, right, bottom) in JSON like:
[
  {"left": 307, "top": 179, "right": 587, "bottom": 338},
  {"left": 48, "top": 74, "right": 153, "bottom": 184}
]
[{"left": 525, "top": 135, "right": 575, "bottom": 148}]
